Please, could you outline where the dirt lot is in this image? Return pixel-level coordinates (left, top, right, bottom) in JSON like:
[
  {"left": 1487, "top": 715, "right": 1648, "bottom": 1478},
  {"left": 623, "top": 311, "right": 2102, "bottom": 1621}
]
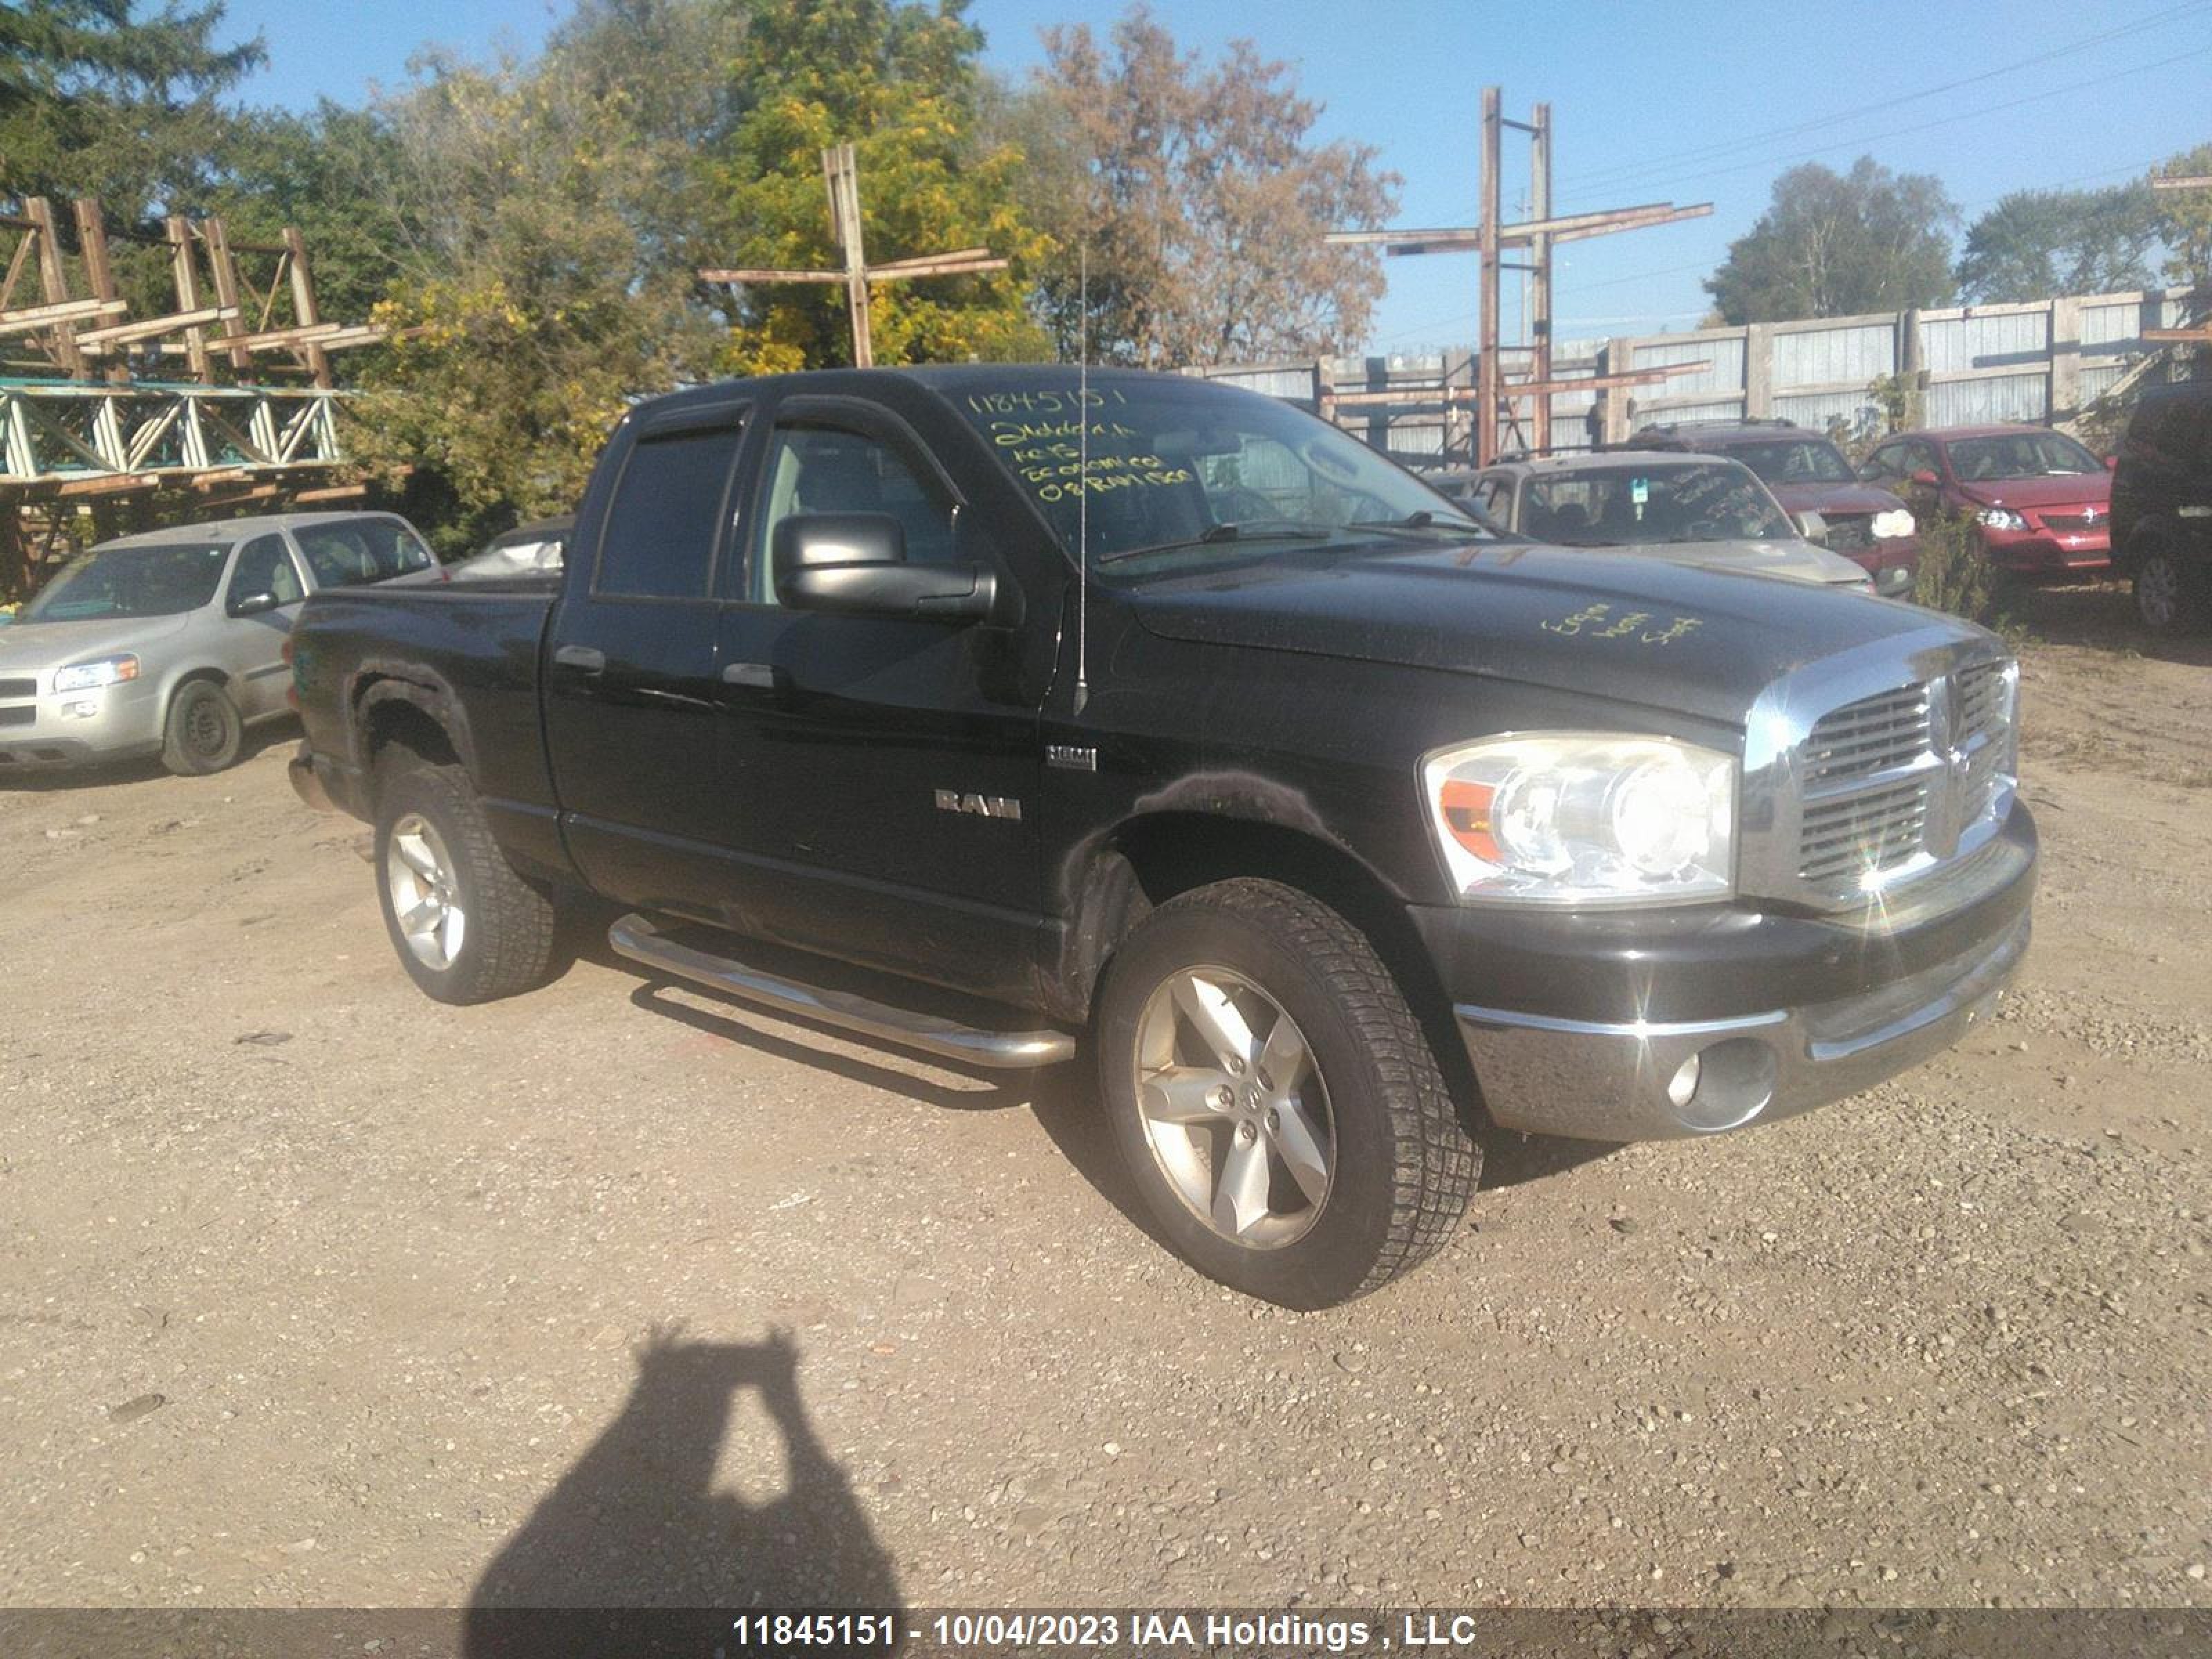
[{"left": 1, "top": 581, "right": 2207, "bottom": 1617}]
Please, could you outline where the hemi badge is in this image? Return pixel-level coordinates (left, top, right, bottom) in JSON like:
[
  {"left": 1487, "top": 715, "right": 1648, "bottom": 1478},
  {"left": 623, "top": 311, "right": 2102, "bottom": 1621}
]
[{"left": 1046, "top": 744, "right": 1098, "bottom": 771}]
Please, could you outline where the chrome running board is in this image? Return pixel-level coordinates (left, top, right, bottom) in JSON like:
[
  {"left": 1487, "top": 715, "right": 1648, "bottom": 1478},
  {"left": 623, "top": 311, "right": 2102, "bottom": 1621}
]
[{"left": 608, "top": 912, "right": 1076, "bottom": 1070}]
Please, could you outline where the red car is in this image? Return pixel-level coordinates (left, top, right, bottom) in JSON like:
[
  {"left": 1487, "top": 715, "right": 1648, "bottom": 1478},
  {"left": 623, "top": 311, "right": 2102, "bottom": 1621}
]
[{"left": 1862, "top": 424, "right": 2111, "bottom": 575}]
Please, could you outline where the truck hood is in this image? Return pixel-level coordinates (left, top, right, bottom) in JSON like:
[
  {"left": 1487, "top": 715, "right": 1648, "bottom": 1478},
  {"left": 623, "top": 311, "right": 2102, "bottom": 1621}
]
[
  {"left": 1125, "top": 541, "right": 1960, "bottom": 727},
  {"left": 1763, "top": 479, "right": 1909, "bottom": 516},
  {"left": 0, "top": 612, "right": 189, "bottom": 673},
  {"left": 1953, "top": 474, "right": 2110, "bottom": 511}
]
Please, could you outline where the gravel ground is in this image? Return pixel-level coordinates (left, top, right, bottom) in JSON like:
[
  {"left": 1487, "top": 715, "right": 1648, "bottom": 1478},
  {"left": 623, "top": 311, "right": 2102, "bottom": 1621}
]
[{"left": 0, "top": 581, "right": 2206, "bottom": 1617}]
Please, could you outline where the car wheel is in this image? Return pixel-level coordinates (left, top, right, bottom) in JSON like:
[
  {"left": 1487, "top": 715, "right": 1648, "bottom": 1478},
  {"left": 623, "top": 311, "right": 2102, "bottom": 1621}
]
[
  {"left": 2134, "top": 545, "right": 2208, "bottom": 634},
  {"left": 160, "top": 679, "right": 243, "bottom": 775},
  {"left": 1094, "top": 878, "right": 1479, "bottom": 1308},
  {"left": 373, "top": 758, "right": 557, "bottom": 1004}
]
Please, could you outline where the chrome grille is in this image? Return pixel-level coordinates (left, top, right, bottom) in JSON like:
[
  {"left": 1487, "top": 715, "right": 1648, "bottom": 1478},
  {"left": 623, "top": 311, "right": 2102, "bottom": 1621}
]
[
  {"left": 1802, "top": 684, "right": 1929, "bottom": 785},
  {"left": 1821, "top": 513, "right": 1875, "bottom": 553},
  {"left": 1748, "top": 646, "right": 2019, "bottom": 912},
  {"left": 1797, "top": 778, "right": 1929, "bottom": 883}
]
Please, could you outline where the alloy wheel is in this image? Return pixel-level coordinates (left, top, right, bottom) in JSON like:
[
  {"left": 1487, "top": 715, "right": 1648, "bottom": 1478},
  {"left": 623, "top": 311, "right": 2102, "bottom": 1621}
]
[
  {"left": 1132, "top": 965, "right": 1334, "bottom": 1248},
  {"left": 385, "top": 813, "right": 467, "bottom": 971}
]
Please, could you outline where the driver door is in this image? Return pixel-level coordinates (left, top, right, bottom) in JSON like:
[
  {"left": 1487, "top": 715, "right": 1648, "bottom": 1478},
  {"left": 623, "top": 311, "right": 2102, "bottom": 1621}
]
[{"left": 711, "top": 396, "right": 1048, "bottom": 1000}]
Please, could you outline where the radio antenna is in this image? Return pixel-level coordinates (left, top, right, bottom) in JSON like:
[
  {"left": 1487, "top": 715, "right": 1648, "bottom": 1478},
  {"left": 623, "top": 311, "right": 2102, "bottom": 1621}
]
[{"left": 1073, "top": 236, "right": 1091, "bottom": 717}]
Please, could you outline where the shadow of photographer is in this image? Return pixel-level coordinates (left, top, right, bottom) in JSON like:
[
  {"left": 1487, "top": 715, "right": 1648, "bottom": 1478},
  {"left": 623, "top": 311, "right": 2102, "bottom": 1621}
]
[{"left": 464, "top": 1327, "right": 900, "bottom": 1658}]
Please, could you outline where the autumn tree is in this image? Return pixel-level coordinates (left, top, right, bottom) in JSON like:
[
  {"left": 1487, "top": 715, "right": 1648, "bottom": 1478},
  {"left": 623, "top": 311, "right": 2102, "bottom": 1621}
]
[
  {"left": 1956, "top": 184, "right": 2158, "bottom": 302},
  {"left": 708, "top": 0, "right": 1049, "bottom": 374},
  {"left": 1018, "top": 6, "right": 1396, "bottom": 366},
  {"left": 348, "top": 8, "right": 738, "bottom": 550},
  {"left": 1706, "top": 158, "right": 1956, "bottom": 324}
]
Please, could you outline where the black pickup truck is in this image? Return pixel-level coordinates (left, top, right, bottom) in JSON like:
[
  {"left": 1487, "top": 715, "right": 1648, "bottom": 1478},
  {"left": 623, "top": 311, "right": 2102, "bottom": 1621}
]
[{"left": 288, "top": 366, "right": 2034, "bottom": 1308}]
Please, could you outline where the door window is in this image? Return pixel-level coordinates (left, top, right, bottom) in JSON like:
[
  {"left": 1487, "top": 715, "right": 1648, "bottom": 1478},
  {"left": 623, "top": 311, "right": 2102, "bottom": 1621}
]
[
  {"left": 749, "top": 423, "right": 956, "bottom": 603},
  {"left": 595, "top": 423, "right": 746, "bottom": 599},
  {"left": 295, "top": 519, "right": 435, "bottom": 588},
  {"left": 227, "top": 534, "right": 304, "bottom": 610}
]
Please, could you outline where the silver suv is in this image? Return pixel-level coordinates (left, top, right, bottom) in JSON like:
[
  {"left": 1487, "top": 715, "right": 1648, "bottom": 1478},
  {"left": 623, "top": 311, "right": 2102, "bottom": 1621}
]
[
  {"left": 1444, "top": 451, "right": 1875, "bottom": 592},
  {"left": 0, "top": 511, "right": 436, "bottom": 776}
]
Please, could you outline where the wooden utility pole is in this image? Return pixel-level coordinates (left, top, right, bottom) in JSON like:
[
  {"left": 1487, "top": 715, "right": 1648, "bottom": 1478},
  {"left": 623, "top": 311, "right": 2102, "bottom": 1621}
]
[
  {"left": 1327, "top": 88, "right": 1714, "bottom": 464},
  {"left": 700, "top": 143, "right": 1009, "bottom": 368}
]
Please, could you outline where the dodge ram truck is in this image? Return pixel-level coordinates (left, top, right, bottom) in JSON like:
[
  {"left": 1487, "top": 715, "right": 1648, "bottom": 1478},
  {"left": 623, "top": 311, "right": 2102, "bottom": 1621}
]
[{"left": 288, "top": 366, "right": 2036, "bottom": 1309}]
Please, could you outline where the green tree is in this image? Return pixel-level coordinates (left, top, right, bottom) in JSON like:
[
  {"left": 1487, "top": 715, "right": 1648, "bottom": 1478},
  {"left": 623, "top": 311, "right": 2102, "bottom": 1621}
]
[
  {"left": 1707, "top": 158, "right": 1956, "bottom": 324},
  {"left": 0, "top": 0, "right": 263, "bottom": 215},
  {"left": 1018, "top": 5, "right": 1396, "bottom": 366},
  {"left": 1956, "top": 184, "right": 2158, "bottom": 302},
  {"left": 708, "top": 0, "right": 1050, "bottom": 374},
  {"left": 348, "top": 30, "right": 726, "bottom": 550},
  {"left": 2153, "top": 144, "right": 2212, "bottom": 293}
]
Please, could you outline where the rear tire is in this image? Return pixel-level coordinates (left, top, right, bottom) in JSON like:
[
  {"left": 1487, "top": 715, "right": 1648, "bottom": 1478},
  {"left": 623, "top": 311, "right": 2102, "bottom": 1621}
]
[
  {"left": 161, "top": 680, "right": 243, "bottom": 775},
  {"left": 2133, "top": 537, "right": 2209, "bottom": 634},
  {"left": 373, "top": 758, "right": 556, "bottom": 1004},
  {"left": 1094, "top": 878, "right": 1478, "bottom": 1309}
]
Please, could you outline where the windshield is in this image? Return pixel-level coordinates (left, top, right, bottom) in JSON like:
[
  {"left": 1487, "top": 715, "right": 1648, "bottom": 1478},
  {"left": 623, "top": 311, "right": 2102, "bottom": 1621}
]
[
  {"left": 20, "top": 542, "right": 229, "bottom": 623},
  {"left": 1948, "top": 431, "right": 2102, "bottom": 482},
  {"left": 293, "top": 518, "right": 437, "bottom": 588},
  {"left": 948, "top": 375, "right": 1489, "bottom": 574},
  {"left": 1523, "top": 460, "right": 1792, "bottom": 546},
  {"left": 1723, "top": 438, "right": 1856, "bottom": 486}
]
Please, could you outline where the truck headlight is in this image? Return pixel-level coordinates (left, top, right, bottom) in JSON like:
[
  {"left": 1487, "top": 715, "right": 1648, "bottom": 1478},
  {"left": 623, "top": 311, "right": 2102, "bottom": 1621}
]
[
  {"left": 1422, "top": 734, "right": 1736, "bottom": 906},
  {"left": 1871, "top": 508, "right": 1915, "bottom": 539},
  {"left": 53, "top": 654, "right": 139, "bottom": 692},
  {"left": 1975, "top": 507, "right": 2026, "bottom": 532}
]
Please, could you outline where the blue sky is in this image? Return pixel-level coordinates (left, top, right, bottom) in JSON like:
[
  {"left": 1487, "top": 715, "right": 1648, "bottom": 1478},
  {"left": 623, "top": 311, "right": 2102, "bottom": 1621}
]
[{"left": 215, "top": 0, "right": 2212, "bottom": 353}]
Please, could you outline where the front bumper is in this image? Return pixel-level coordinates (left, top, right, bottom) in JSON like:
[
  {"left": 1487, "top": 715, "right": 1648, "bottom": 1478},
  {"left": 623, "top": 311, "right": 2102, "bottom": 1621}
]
[
  {"left": 1414, "top": 804, "right": 2036, "bottom": 1141},
  {"left": 0, "top": 682, "right": 165, "bottom": 770},
  {"left": 1981, "top": 523, "right": 2110, "bottom": 573}
]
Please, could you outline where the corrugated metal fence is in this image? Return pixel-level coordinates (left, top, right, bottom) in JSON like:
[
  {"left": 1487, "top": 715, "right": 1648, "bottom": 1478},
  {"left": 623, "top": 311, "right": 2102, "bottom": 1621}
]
[{"left": 1190, "top": 284, "right": 2204, "bottom": 467}]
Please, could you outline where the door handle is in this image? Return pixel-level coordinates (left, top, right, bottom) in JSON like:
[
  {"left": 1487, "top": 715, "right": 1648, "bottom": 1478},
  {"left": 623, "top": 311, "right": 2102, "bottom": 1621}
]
[
  {"left": 720, "top": 662, "right": 776, "bottom": 690},
  {"left": 554, "top": 644, "right": 606, "bottom": 674}
]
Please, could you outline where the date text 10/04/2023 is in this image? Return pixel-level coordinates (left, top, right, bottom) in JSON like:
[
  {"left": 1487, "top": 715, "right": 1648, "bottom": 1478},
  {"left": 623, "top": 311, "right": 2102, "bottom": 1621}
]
[{"left": 731, "top": 1611, "right": 1582, "bottom": 1651}]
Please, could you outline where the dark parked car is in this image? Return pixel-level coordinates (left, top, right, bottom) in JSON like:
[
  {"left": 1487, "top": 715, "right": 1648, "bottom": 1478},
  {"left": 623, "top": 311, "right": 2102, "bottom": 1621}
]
[
  {"left": 286, "top": 367, "right": 2034, "bottom": 1308},
  {"left": 1631, "top": 419, "right": 1919, "bottom": 595},
  {"left": 1863, "top": 424, "right": 2111, "bottom": 577},
  {"left": 2110, "top": 379, "right": 2212, "bottom": 632}
]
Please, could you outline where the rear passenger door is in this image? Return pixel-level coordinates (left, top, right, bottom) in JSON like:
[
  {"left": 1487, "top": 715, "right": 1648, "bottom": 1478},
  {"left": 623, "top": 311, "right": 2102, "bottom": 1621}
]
[
  {"left": 543, "top": 402, "right": 751, "bottom": 915},
  {"left": 222, "top": 533, "right": 308, "bottom": 720}
]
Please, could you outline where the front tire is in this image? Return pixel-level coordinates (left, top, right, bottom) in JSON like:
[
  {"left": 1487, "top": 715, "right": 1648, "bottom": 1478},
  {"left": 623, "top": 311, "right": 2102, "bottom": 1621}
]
[
  {"left": 373, "top": 758, "right": 556, "bottom": 1004},
  {"left": 161, "top": 679, "right": 243, "bottom": 775},
  {"left": 1094, "top": 879, "right": 1479, "bottom": 1309}
]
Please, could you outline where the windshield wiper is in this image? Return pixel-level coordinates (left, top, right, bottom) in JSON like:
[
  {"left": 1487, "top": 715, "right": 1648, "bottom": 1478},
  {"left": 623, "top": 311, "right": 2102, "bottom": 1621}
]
[
  {"left": 1344, "top": 511, "right": 1484, "bottom": 537},
  {"left": 1098, "top": 521, "right": 1331, "bottom": 563}
]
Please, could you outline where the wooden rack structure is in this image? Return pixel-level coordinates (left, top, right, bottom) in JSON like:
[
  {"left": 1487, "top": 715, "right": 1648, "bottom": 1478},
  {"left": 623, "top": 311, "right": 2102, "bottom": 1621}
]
[
  {"left": 1327, "top": 88, "right": 1716, "bottom": 464},
  {"left": 700, "top": 144, "right": 1008, "bottom": 368},
  {"left": 1, "top": 196, "right": 392, "bottom": 593}
]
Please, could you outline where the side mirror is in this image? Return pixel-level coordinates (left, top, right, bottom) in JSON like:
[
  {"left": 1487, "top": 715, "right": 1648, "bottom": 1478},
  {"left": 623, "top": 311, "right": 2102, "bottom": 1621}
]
[
  {"left": 1792, "top": 509, "right": 1829, "bottom": 544},
  {"left": 2104, "top": 455, "right": 2119, "bottom": 471},
  {"left": 1910, "top": 469, "right": 1940, "bottom": 488},
  {"left": 229, "top": 590, "right": 281, "bottom": 617},
  {"left": 771, "top": 513, "right": 997, "bottom": 622}
]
